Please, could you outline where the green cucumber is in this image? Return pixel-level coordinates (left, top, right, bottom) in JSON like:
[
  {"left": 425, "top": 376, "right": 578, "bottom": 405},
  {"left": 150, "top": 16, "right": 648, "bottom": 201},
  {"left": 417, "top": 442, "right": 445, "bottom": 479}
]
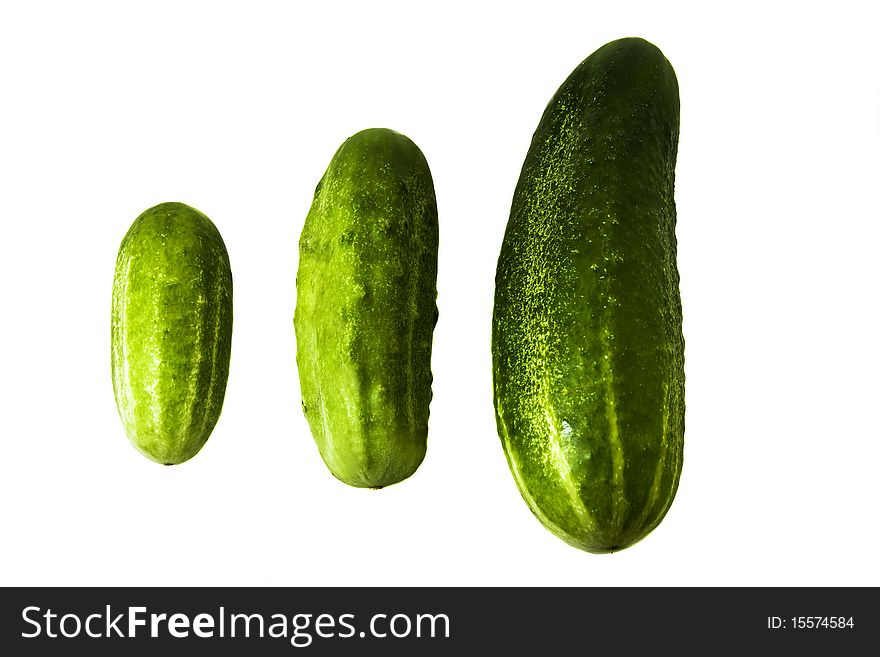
[
  {"left": 295, "top": 128, "right": 439, "bottom": 489},
  {"left": 111, "top": 202, "right": 233, "bottom": 465},
  {"left": 492, "top": 37, "right": 684, "bottom": 552}
]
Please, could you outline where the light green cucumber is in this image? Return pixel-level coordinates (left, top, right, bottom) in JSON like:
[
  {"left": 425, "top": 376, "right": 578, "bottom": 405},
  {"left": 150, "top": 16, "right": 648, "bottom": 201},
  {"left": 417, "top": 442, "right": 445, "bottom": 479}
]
[
  {"left": 111, "top": 202, "right": 233, "bottom": 465},
  {"left": 492, "top": 38, "right": 684, "bottom": 552},
  {"left": 295, "top": 128, "right": 439, "bottom": 488}
]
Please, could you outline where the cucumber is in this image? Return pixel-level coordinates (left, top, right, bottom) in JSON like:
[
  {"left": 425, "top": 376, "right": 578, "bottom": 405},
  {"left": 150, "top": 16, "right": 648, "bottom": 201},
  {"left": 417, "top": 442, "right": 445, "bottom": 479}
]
[
  {"left": 295, "top": 128, "right": 439, "bottom": 489},
  {"left": 492, "top": 38, "right": 684, "bottom": 552},
  {"left": 111, "top": 202, "right": 233, "bottom": 465}
]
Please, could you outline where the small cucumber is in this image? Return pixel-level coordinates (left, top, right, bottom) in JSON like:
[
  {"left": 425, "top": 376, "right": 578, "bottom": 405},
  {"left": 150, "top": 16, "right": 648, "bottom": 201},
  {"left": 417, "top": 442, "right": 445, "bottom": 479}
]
[
  {"left": 111, "top": 202, "right": 233, "bottom": 465},
  {"left": 492, "top": 38, "right": 684, "bottom": 552},
  {"left": 295, "top": 128, "right": 439, "bottom": 488}
]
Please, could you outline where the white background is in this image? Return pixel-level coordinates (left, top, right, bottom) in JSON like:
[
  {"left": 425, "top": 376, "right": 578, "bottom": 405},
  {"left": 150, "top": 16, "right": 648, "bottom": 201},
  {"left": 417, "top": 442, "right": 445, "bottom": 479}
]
[{"left": 1, "top": 0, "right": 878, "bottom": 586}]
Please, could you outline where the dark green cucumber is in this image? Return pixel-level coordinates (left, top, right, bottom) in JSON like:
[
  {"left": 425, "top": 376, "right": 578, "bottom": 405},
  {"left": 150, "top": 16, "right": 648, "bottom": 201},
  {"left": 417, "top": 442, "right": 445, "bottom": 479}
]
[
  {"left": 111, "top": 202, "right": 233, "bottom": 465},
  {"left": 492, "top": 38, "right": 684, "bottom": 552},
  {"left": 295, "top": 128, "right": 439, "bottom": 488}
]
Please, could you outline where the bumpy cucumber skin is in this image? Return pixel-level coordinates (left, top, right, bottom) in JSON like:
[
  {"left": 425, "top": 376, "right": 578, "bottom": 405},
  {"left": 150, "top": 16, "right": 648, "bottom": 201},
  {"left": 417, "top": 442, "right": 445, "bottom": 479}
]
[
  {"left": 492, "top": 38, "right": 684, "bottom": 552},
  {"left": 111, "top": 202, "right": 233, "bottom": 465},
  {"left": 295, "top": 128, "right": 439, "bottom": 489}
]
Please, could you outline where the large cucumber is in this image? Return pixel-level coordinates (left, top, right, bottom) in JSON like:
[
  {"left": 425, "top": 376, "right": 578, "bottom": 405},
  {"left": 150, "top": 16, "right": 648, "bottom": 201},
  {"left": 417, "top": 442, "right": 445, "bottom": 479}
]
[
  {"left": 295, "top": 128, "right": 439, "bottom": 488},
  {"left": 492, "top": 38, "right": 684, "bottom": 552},
  {"left": 111, "top": 202, "right": 233, "bottom": 465}
]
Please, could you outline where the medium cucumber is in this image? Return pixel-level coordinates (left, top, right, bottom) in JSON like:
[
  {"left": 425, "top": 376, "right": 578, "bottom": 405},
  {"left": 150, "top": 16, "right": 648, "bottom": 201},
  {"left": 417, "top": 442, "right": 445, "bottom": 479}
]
[
  {"left": 295, "top": 128, "right": 439, "bottom": 488},
  {"left": 492, "top": 38, "right": 684, "bottom": 552},
  {"left": 111, "top": 202, "right": 233, "bottom": 465}
]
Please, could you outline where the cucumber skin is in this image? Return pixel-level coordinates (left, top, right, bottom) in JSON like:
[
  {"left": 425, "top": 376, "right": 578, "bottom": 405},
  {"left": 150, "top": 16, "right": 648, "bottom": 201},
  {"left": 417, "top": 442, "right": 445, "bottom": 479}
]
[
  {"left": 295, "top": 128, "right": 439, "bottom": 489},
  {"left": 111, "top": 202, "right": 233, "bottom": 465},
  {"left": 492, "top": 38, "right": 684, "bottom": 552}
]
